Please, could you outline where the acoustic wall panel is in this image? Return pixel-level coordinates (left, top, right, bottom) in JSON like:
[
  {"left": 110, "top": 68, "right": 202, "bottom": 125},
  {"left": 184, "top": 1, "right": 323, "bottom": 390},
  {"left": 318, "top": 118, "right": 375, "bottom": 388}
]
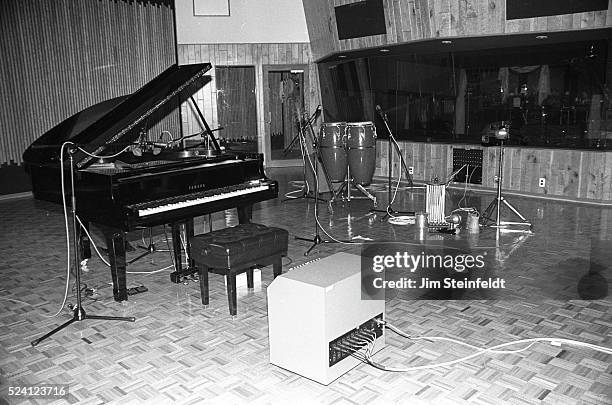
[
  {"left": 334, "top": 0, "right": 386, "bottom": 40},
  {"left": 507, "top": 0, "right": 608, "bottom": 20}
]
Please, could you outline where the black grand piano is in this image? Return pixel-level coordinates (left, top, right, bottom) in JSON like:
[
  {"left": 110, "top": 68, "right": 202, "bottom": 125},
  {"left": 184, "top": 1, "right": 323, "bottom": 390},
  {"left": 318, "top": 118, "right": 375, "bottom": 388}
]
[{"left": 23, "top": 63, "right": 278, "bottom": 302}]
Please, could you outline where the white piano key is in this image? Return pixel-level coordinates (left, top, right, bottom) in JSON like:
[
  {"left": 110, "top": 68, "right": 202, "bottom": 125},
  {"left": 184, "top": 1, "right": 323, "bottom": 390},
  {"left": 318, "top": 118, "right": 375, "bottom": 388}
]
[{"left": 136, "top": 184, "right": 270, "bottom": 217}]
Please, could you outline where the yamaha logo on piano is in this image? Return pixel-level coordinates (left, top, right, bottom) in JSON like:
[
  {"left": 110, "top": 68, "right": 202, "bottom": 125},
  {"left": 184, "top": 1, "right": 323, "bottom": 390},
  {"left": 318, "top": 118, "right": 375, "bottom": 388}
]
[{"left": 189, "top": 183, "right": 207, "bottom": 191}]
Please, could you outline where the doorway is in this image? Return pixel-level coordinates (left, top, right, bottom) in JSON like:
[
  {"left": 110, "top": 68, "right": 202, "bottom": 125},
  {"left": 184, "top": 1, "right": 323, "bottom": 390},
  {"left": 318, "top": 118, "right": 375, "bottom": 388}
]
[
  {"left": 216, "top": 66, "right": 257, "bottom": 152},
  {"left": 264, "top": 65, "right": 310, "bottom": 166}
]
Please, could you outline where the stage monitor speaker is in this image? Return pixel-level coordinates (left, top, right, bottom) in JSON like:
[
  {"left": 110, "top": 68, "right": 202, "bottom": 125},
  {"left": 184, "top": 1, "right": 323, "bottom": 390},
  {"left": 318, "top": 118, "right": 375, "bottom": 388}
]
[
  {"left": 267, "top": 252, "right": 385, "bottom": 385},
  {"left": 335, "top": 0, "right": 386, "bottom": 40}
]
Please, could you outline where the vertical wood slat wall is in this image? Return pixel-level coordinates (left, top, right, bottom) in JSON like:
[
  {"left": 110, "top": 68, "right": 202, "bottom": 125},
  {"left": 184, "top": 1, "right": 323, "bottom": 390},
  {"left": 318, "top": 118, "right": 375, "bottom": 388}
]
[
  {"left": 375, "top": 139, "right": 612, "bottom": 202},
  {"left": 303, "top": 0, "right": 612, "bottom": 60},
  {"left": 0, "top": 0, "right": 176, "bottom": 166},
  {"left": 176, "top": 43, "right": 321, "bottom": 156}
]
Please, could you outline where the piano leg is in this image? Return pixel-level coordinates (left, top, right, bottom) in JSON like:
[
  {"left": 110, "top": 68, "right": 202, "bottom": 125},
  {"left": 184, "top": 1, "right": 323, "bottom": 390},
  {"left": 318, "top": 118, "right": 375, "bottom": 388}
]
[
  {"left": 171, "top": 222, "right": 183, "bottom": 275},
  {"left": 104, "top": 229, "right": 128, "bottom": 302},
  {"left": 169, "top": 221, "right": 198, "bottom": 283},
  {"left": 186, "top": 219, "right": 195, "bottom": 269},
  {"left": 237, "top": 205, "right": 253, "bottom": 224},
  {"left": 78, "top": 220, "right": 92, "bottom": 260}
]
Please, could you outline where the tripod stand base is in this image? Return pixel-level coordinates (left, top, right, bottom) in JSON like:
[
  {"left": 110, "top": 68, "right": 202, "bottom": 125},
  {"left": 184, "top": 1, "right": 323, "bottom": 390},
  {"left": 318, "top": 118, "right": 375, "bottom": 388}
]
[
  {"left": 282, "top": 191, "right": 328, "bottom": 203},
  {"left": 369, "top": 207, "right": 415, "bottom": 216},
  {"left": 333, "top": 180, "right": 377, "bottom": 206},
  {"left": 128, "top": 246, "right": 156, "bottom": 264},
  {"left": 295, "top": 234, "right": 336, "bottom": 256},
  {"left": 31, "top": 306, "right": 136, "bottom": 347},
  {"left": 481, "top": 196, "right": 533, "bottom": 231}
]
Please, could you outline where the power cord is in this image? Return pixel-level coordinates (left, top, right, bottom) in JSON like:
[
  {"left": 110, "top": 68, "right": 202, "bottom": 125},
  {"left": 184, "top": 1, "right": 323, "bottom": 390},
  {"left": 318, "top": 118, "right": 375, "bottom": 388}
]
[
  {"left": 76, "top": 216, "right": 184, "bottom": 275},
  {"left": 355, "top": 319, "right": 612, "bottom": 373}
]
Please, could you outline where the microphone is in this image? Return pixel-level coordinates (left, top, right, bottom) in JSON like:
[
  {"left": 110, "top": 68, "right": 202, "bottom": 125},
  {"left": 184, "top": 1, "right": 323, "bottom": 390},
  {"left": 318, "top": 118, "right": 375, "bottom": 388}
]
[
  {"left": 131, "top": 145, "right": 143, "bottom": 157},
  {"left": 132, "top": 131, "right": 147, "bottom": 156},
  {"left": 314, "top": 104, "right": 322, "bottom": 119},
  {"left": 376, "top": 104, "right": 387, "bottom": 121},
  {"left": 131, "top": 140, "right": 168, "bottom": 156},
  {"left": 150, "top": 141, "right": 170, "bottom": 148}
]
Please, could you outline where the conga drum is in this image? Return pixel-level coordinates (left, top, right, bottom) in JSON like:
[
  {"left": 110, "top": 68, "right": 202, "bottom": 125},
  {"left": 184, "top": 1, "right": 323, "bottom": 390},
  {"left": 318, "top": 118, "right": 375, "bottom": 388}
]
[
  {"left": 318, "top": 122, "right": 347, "bottom": 182},
  {"left": 346, "top": 121, "right": 376, "bottom": 186}
]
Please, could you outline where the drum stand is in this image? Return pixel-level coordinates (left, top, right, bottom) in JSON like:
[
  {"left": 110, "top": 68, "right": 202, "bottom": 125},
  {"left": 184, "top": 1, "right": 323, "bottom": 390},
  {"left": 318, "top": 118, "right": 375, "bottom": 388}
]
[
  {"left": 480, "top": 139, "right": 533, "bottom": 232},
  {"left": 333, "top": 166, "right": 377, "bottom": 205}
]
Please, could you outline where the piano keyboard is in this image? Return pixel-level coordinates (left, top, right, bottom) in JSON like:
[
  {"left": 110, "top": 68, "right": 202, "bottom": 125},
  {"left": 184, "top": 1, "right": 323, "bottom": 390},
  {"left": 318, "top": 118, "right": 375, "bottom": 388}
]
[{"left": 132, "top": 182, "right": 272, "bottom": 217}]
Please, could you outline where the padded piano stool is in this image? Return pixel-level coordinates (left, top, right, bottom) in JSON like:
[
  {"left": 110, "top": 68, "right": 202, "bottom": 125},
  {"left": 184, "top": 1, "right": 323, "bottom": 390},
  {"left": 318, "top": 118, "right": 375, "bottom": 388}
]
[{"left": 191, "top": 223, "right": 288, "bottom": 315}]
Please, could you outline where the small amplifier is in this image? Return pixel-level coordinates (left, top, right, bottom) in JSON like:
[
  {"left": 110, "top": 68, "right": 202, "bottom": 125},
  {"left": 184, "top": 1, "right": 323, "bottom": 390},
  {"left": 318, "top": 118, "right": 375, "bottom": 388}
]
[{"left": 267, "top": 253, "right": 385, "bottom": 385}]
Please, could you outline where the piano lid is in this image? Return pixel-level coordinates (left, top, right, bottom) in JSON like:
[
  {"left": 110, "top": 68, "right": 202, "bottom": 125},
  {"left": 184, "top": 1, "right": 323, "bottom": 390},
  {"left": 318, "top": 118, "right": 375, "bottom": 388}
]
[{"left": 23, "top": 63, "right": 212, "bottom": 168}]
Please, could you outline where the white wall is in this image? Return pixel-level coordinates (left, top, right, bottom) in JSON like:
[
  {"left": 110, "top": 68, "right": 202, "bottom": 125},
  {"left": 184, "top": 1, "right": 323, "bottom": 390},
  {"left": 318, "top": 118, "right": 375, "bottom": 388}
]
[{"left": 175, "top": 0, "right": 309, "bottom": 44}]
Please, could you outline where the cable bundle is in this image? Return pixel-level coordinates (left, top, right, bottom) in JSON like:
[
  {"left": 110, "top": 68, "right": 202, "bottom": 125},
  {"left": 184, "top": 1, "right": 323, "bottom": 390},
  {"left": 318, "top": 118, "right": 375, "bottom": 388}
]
[
  {"left": 426, "top": 183, "right": 447, "bottom": 225},
  {"left": 349, "top": 320, "right": 612, "bottom": 373}
]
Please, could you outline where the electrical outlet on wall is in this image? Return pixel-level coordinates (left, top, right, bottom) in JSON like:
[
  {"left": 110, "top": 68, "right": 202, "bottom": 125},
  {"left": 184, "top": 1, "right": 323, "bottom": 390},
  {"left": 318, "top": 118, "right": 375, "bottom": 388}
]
[
  {"left": 538, "top": 178, "right": 546, "bottom": 188},
  {"left": 408, "top": 166, "right": 414, "bottom": 175}
]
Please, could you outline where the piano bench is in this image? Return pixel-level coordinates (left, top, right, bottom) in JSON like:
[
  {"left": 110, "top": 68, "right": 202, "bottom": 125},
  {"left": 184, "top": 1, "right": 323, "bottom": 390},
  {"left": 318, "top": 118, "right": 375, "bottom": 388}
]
[{"left": 190, "top": 223, "right": 289, "bottom": 316}]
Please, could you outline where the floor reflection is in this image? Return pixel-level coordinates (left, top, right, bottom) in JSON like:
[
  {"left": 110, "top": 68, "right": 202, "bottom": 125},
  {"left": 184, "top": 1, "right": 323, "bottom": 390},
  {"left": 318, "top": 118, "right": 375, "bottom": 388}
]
[{"left": 263, "top": 167, "right": 611, "bottom": 302}]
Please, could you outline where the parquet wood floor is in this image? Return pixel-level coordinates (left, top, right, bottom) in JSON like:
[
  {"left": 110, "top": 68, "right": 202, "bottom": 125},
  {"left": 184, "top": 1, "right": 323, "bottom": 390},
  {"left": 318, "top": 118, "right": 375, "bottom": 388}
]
[{"left": 0, "top": 167, "right": 610, "bottom": 404}]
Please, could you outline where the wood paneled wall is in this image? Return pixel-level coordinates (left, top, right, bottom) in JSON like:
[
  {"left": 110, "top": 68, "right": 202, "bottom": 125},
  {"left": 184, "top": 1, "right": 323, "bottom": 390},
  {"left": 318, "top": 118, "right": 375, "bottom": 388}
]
[
  {"left": 375, "top": 140, "right": 612, "bottom": 202},
  {"left": 303, "top": 0, "right": 612, "bottom": 60},
  {"left": 177, "top": 43, "right": 321, "bottom": 162},
  {"left": 0, "top": 0, "right": 176, "bottom": 167}
]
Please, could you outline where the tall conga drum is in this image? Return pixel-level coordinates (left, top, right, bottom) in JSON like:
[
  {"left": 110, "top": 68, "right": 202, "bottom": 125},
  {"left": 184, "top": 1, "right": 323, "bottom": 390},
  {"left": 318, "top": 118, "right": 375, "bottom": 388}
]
[
  {"left": 346, "top": 121, "right": 376, "bottom": 186},
  {"left": 318, "top": 122, "right": 347, "bottom": 182}
]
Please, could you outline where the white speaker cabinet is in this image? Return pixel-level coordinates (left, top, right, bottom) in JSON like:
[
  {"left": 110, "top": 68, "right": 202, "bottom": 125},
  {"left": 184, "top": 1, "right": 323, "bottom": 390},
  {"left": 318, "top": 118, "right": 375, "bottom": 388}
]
[{"left": 267, "top": 252, "right": 385, "bottom": 385}]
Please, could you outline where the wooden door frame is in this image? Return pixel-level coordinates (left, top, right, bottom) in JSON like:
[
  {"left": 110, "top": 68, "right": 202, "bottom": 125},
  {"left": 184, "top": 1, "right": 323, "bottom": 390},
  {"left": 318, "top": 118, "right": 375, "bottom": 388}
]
[{"left": 262, "top": 64, "right": 310, "bottom": 168}]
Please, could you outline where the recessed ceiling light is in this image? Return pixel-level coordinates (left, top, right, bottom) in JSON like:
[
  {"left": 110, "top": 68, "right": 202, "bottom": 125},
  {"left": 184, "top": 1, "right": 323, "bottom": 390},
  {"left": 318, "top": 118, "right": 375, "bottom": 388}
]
[
  {"left": 536, "top": 35, "right": 548, "bottom": 40},
  {"left": 338, "top": 55, "right": 347, "bottom": 58},
  {"left": 379, "top": 48, "right": 390, "bottom": 53},
  {"left": 441, "top": 40, "right": 452, "bottom": 44}
]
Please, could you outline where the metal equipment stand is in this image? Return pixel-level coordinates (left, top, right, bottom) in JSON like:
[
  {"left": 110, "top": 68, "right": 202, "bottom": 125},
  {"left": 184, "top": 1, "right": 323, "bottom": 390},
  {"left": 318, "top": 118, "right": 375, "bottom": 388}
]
[
  {"left": 127, "top": 227, "right": 169, "bottom": 265},
  {"left": 31, "top": 145, "right": 135, "bottom": 347},
  {"left": 370, "top": 106, "right": 414, "bottom": 219},
  {"left": 294, "top": 136, "right": 338, "bottom": 256},
  {"left": 282, "top": 106, "right": 335, "bottom": 203},
  {"left": 481, "top": 139, "right": 533, "bottom": 232},
  {"left": 332, "top": 164, "right": 377, "bottom": 205}
]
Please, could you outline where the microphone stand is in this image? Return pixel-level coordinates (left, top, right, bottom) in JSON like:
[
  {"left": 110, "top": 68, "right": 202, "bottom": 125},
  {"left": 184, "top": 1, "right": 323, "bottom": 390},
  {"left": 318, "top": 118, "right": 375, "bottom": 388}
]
[
  {"left": 31, "top": 146, "right": 135, "bottom": 347},
  {"left": 282, "top": 105, "right": 333, "bottom": 203},
  {"left": 480, "top": 136, "right": 533, "bottom": 232},
  {"left": 294, "top": 132, "right": 337, "bottom": 256},
  {"left": 371, "top": 107, "right": 415, "bottom": 219},
  {"left": 282, "top": 106, "right": 320, "bottom": 157}
]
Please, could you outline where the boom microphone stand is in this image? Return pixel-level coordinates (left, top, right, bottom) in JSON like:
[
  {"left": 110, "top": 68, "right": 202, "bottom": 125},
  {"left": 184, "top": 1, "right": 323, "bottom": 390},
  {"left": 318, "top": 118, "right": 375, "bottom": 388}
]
[
  {"left": 283, "top": 105, "right": 334, "bottom": 203},
  {"left": 371, "top": 105, "right": 415, "bottom": 219},
  {"left": 282, "top": 105, "right": 320, "bottom": 157},
  {"left": 294, "top": 133, "right": 338, "bottom": 256},
  {"left": 31, "top": 145, "right": 135, "bottom": 347}
]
